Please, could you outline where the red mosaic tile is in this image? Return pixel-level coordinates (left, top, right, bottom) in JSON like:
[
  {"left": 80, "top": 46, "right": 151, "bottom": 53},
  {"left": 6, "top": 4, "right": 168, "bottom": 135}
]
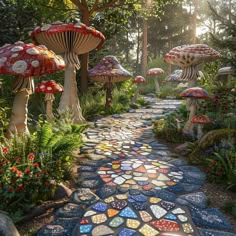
[{"left": 150, "top": 219, "right": 180, "bottom": 232}]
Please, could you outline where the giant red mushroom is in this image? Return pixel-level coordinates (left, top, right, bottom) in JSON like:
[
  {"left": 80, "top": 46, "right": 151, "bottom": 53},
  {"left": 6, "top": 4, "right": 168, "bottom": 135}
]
[
  {"left": 35, "top": 80, "right": 64, "bottom": 121},
  {"left": 191, "top": 115, "right": 211, "bottom": 140},
  {"left": 132, "top": 75, "right": 146, "bottom": 102},
  {"left": 31, "top": 21, "right": 105, "bottom": 123},
  {"left": 146, "top": 68, "right": 164, "bottom": 93},
  {"left": 164, "top": 44, "right": 221, "bottom": 88},
  {"left": 180, "top": 87, "right": 210, "bottom": 136},
  {"left": 0, "top": 41, "right": 65, "bottom": 136},
  {"left": 88, "top": 55, "right": 132, "bottom": 111}
]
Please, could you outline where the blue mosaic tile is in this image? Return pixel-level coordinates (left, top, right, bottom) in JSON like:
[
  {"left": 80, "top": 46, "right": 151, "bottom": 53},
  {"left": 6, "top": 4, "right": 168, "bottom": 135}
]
[
  {"left": 198, "top": 227, "right": 236, "bottom": 236},
  {"left": 96, "top": 186, "right": 117, "bottom": 199},
  {"left": 129, "top": 189, "right": 141, "bottom": 195},
  {"left": 184, "top": 171, "right": 206, "bottom": 180},
  {"left": 142, "top": 190, "right": 156, "bottom": 197},
  {"left": 190, "top": 207, "right": 233, "bottom": 230},
  {"left": 119, "top": 207, "right": 138, "bottom": 218},
  {"left": 78, "top": 165, "right": 97, "bottom": 172},
  {"left": 177, "top": 192, "right": 208, "bottom": 209},
  {"left": 160, "top": 201, "right": 176, "bottom": 210},
  {"left": 181, "top": 183, "right": 202, "bottom": 192},
  {"left": 79, "top": 224, "right": 92, "bottom": 233},
  {"left": 54, "top": 203, "right": 85, "bottom": 218},
  {"left": 137, "top": 181, "right": 149, "bottom": 186},
  {"left": 128, "top": 198, "right": 136, "bottom": 203},
  {"left": 121, "top": 166, "right": 133, "bottom": 171},
  {"left": 179, "top": 165, "right": 201, "bottom": 172},
  {"left": 92, "top": 202, "right": 108, "bottom": 212},
  {"left": 130, "top": 194, "right": 147, "bottom": 202},
  {"left": 111, "top": 200, "right": 128, "bottom": 210},
  {"left": 118, "top": 228, "right": 136, "bottom": 236},
  {"left": 166, "top": 183, "right": 185, "bottom": 193},
  {"left": 155, "top": 189, "right": 176, "bottom": 202},
  {"left": 168, "top": 159, "right": 188, "bottom": 166},
  {"left": 131, "top": 201, "right": 148, "bottom": 211},
  {"left": 164, "top": 213, "right": 177, "bottom": 220}
]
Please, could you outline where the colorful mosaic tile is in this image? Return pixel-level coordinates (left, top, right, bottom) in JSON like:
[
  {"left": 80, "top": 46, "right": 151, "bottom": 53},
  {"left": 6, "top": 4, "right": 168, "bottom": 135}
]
[
  {"left": 118, "top": 228, "right": 136, "bottom": 236},
  {"left": 139, "top": 224, "right": 160, "bottom": 235},
  {"left": 119, "top": 207, "right": 138, "bottom": 218},
  {"left": 109, "top": 217, "right": 124, "bottom": 227},
  {"left": 150, "top": 219, "right": 180, "bottom": 232}
]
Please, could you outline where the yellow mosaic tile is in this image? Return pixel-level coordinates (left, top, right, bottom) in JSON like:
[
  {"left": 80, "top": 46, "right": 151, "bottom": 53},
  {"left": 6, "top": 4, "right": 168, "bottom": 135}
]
[
  {"left": 104, "top": 197, "right": 115, "bottom": 203},
  {"left": 116, "top": 194, "right": 128, "bottom": 200},
  {"left": 125, "top": 179, "right": 136, "bottom": 185},
  {"left": 112, "top": 164, "right": 120, "bottom": 169},
  {"left": 149, "top": 197, "right": 162, "bottom": 204},
  {"left": 182, "top": 223, "right": 194, "bottom": 233},
  {"left": 139, "top": 224, "right": 159, "bottom": 236},
  {"left": 91, "top": 213, "right": 107, "bottom": 224},
  {"left": 126, "top": 219, "right": 140, "bottom": 229},
  {"left": 139, "top": 211, "right": 152, "bottom": 222}
]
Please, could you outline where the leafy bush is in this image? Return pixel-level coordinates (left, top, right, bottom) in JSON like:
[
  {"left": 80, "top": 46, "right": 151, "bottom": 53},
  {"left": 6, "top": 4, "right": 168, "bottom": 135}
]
[
  {"left": 222, "top": 201, "right": 236, "bottom": 219},
  {"left": 205, "top": 146, "right": 236, "bottom": 190},
  {"left": 0, "top": 119, "right": 86, "bottom": 220}
]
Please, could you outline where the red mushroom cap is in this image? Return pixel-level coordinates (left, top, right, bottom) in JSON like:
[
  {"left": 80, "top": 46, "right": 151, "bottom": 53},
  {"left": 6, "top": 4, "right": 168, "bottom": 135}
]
[
  {"left": 164, "top": 44, "right": 221, "bottom": 67},
  {"left": 35, "top": 80, "right": 64, "bottom": 93},
  {"left": 31, "top": 21, "right": 105, "bottom": 55},
  {"left": 147, "top": 68, "right": 164, "bottom": 76},
  {"left": 180, "top": 87, "right": 210, "bottom": 98},
  {"left": 89, "top": 55, "right": 132, "bottom": 83},
  {"left": 191, "top": 115, "right": 211, "bottom": 124},
  {"left": 133, "top": 75, "right": 146, "bottom": 83},
  {"left": 0, "top": 41, "right": 65, "bottom": 77}
]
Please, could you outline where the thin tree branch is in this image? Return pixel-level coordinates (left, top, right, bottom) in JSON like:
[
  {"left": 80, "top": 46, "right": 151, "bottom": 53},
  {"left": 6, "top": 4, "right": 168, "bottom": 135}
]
[
  {"left": 70, "top": 0, "right": 87, "bottom": 11},
  {"left": 90, "top": 0, "right": 123, "bottom": 15}
]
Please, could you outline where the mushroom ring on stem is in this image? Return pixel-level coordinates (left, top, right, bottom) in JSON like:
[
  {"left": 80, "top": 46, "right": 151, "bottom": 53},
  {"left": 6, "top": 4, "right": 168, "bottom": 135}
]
[
  {"left": 191, "top": 115, "right": 211, "bottom": 140},
  {"left": 89, "top": 55, "right": 132, "bottom": 111},
  {"left": 180, "top": 86, "right": 210, "bottom": 136},
  {"left": 31, "top": 20, "right": 105, "bottom": 123},
  {"left": 0, "top": 41, "right": 65, "bottom": 136},
  {"left": 35, "top": 80, "right": 64, "bottom": 121},
  {"left": 146, "top": 68, "right": 164, "bottom": 93}
]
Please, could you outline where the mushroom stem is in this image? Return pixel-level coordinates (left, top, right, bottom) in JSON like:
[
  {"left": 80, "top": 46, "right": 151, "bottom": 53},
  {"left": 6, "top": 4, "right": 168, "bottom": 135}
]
[
  {"left": 45, "top": 93, "right": 55, "bottom": 122},
  {"left": 132, "top": 85, "right": 139, "bottom": 103},
  {"left": 182, "top": 98, "right": 197, "bottom": 136},
  {"left": 58, "top": 64, "right": 86, "bottom": 123},
  {"left": 154, "top": 77, "right": 160, "bottom": 93},
  {"left": 197, "top": 124, "right": 203, "bottom": 140},
  {"left": 7, "top": 89, "right": 30, "bottom": 137},
  {"left": 105, "top": 81, "right": 113, "bottom": 111}
]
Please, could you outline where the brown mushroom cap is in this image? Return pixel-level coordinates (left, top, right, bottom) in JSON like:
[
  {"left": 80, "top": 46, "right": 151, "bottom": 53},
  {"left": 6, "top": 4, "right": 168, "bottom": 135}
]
[
  {"left": 0, "top": 41, "right": 65, "bottom": 77},
  {"left": 164, "top": 44, "right": 221, "bottom": 67},
  {"left": 31, "top": 21, "right": 105, "bottom": 57},
  {"left": 35, "top": 80, "right": 64, "bottom": 93},
  {"left": 180, "top": 87, "right": 210, "bottom": 99},
  {"left": 191, "top": 115, "right": 211, "bottom": 124},
  {"left": 147, "top": 68, "right": 164, "bottom": 76},
  {"left": 89, "top": 55, "right": 132, "bottom": 83}
]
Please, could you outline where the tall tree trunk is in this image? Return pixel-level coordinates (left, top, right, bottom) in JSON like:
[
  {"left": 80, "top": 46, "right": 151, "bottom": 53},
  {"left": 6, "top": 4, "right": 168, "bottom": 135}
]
[
  {"left": 141, "top": 17, "right": 148, "bottom": 76},
  {"left": 136, "top": 27, "right": 140, "bottom": 74},
  {"left": 168, "top": 33, "right": 172, "bottom": 74},
  {"left": 192, "top": 0, "right": 197, "bottom": 43},
  {"left": 80, "top": 10, "right": 90, "bottom": 93}
]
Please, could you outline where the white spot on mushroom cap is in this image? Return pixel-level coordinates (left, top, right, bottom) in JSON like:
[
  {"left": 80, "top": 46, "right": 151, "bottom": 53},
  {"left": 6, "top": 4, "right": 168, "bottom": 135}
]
[
  {"left": 0, "top": 57, "right": 7, "bottom": 63},
  {"left": 27, "top": 48, "right": 39, "bottom": 55},
  {"left": 11, "top": 46, "right": 24, "bottom": 52},
  {"left": 12, "top": 60, "right": 27, "bottom": 74},
  {"left": 40, "top": 85, "right": 45, "bottom": 89},
  {"left": 31, "top": 60, "right": 39, "bottom": 67},
  {"left": 41, "top": 24, "right": 52, "bottom": 31},
  {"left": 47, "top": 87, "right": 52, "bottom": 90},
  {"left": 11, "top": 53, "right": 19, "bottom": 58},
  {"left": 15, "top": 41, "right": 24, "bottom": 44}
]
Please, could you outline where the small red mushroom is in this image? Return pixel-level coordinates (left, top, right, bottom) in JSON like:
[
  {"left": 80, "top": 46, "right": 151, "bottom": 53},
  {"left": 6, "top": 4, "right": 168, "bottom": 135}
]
[
  {"left": 35, "top": 80, "right": 64, "bottom": 121},
  {"left": 146, "top": 68, "right": 164, "bottom": 93},
  {"left": 191, "top": 115, "right": 211, "bottom": 140},
  {"left": 132, "top": 75, "right": 146, "bottom": 102},
  {"left": 180, "top": 87, "right": 210, "bottom": 136}
]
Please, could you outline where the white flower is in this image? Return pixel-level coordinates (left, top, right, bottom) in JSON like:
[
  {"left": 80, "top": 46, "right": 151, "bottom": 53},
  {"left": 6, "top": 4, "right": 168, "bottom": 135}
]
[
  {"left": 31, "top": 60, "right": 39, "bottom": 67},
  {"left": 41, "top": 24, "right": 51, "bottom": 31},
  {"left": 27, "top": 48, "right": 39, "bottom": 55},
  {"left": 11, "top": 46, "right": 24, "bottom": 52},
  {"left": 12, "top": 60, "right": 28, "bottom": 74}
]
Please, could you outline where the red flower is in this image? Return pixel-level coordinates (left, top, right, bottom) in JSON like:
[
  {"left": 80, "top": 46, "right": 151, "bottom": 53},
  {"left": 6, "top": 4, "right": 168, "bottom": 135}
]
[
  {"left": 10, "top": 167, "right": 18, "bottom": 173},
  {"left": 8, "top": 187, "right": 14, "bottom": 192},
  {"left": 17, "top": 171, "right": 23, "bottom": 178},
  {"left": 28, "top": 153, "right": 35, "bottom": 161},
  {"left": 25, "top": 169, "right": 31, "bottom": 174},
  {"left": 0, "top": 170, "right": 2, "bottom": 174},
  {"left": 2, "top": 147, "right": 9, "bottom": 155},
  {"left": 16, "top": 185, "right": 24, "bottom": 192},
  {"left": 33, "top": 163, "right": 39, "bottom": 168},
  {"left": 14, "top": 156, "right": 21, "bottom": 163}
]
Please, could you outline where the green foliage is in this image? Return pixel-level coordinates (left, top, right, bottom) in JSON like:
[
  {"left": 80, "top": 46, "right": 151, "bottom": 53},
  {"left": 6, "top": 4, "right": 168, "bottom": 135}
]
[
  {"left": 222, "top": 201, "right": 236, "bottom": 219},
  {"left": 0, "top": 118, "right": 86, "bottom": 220},
  {"left": 0, "top": 99, "right": 10, "bottom": 136},
  {"left": 205, "top": 146, "right": 236, "bottom": 190}
]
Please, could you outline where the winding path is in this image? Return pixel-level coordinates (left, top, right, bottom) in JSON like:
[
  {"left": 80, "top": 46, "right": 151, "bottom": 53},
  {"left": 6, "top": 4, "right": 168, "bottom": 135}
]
[{"left": 38, "top": 96, "right": 236, "bottom": 236}]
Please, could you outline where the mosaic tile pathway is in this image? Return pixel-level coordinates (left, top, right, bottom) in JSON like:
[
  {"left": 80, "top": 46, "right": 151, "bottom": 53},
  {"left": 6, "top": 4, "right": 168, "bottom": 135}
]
[{"left": 37, "top": 97, "right": 236, "bottom": 236}]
